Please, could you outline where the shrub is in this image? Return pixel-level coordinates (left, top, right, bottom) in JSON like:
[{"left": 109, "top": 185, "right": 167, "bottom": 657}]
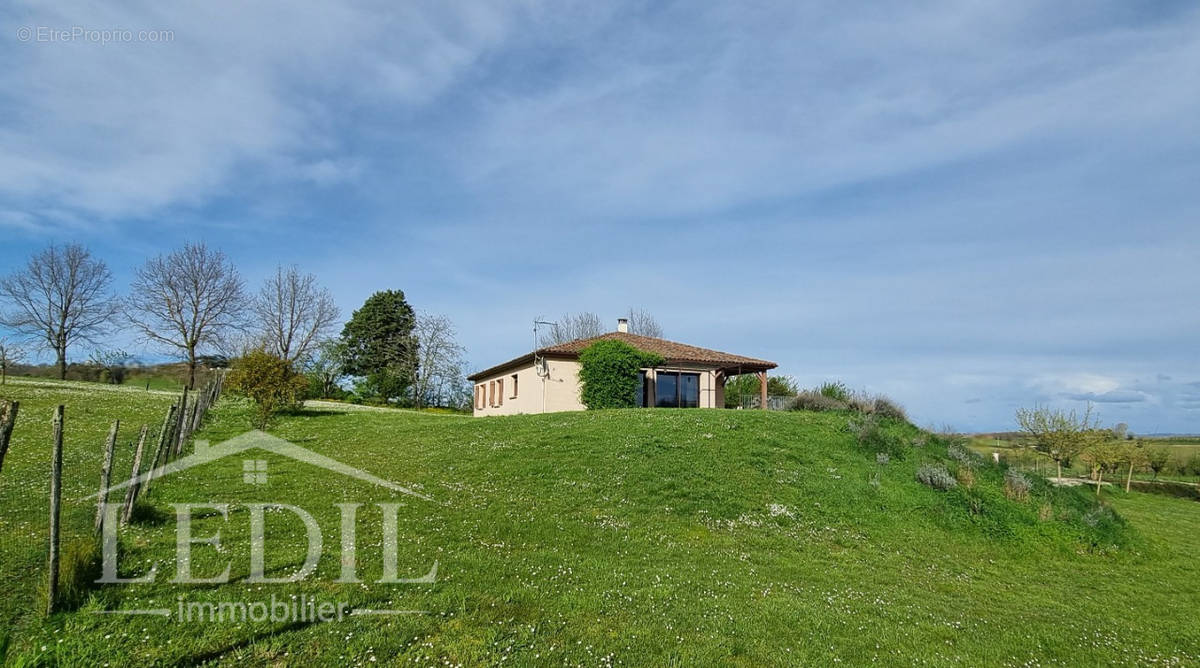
[
  {"left": 846, "top": 394, "right": 875, "bottom": 414},
  {"left": 947, "top": 443, "right": 975, "bottom": 467},
  {"left": 872, "top": 396, "right": 907, "bottom": 421},
  {"left": 1187, "top": 452, "right": 1200, "bottom": 477},
  {"left": 916, "top": 464, "right": 957, "bottom": 490},
  {"left": 956, "top": 466, "right": 975, "bottom": 489},
  {"left": 1004, "top": 470, "right": 1032, "bottom": 501},
  {"left": 1038, "top": 503, "right": 1054, "bottom": 521},
  {"left": 818, "top": 381, "right": 850, "bottom": 402},
  {"left": 578, "top": 340, "right": 664, "bottom": 410},
  {"left": 791, "top": 390, "right": 847, "bottom": 412},
  {"left": 226, "top": 350, "right": 309, "bottom": 428}
]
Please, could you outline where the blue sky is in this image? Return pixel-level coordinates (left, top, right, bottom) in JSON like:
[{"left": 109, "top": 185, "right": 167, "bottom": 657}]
[{"left": 2, "top": 1, "right": 1198, "bottom": 432}]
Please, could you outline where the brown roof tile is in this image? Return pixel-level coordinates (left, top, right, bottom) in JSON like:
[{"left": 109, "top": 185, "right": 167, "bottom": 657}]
[{"left": 468, "top": 331, "right": 776, "bottom": 380}]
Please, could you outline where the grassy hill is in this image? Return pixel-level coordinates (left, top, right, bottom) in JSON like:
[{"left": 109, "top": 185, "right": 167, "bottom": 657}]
[{"left": 1, "top": 380, "right": 1198, "bottom": 665}]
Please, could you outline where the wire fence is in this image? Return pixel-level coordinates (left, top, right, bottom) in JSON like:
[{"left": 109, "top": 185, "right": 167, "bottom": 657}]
[{"left": 739, "top": 394, "right": 794, "bottom": 411}]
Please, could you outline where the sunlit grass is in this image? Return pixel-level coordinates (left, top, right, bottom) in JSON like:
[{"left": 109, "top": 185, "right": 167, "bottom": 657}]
[{"left": 0, "top": 380, "right": 1197, "bottom": 665}]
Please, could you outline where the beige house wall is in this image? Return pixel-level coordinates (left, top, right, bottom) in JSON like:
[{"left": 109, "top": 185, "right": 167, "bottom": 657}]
[
  {"left": 471, "top": 358, "right": 586, "bottom": 417},
  {"left": 471, "top": 359, "right": 728, "bottom": 416}
]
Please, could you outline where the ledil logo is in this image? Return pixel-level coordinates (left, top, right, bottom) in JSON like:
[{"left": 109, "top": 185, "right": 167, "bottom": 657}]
[{"left": 85, "top": 430, "right": 436, "bottom": 622}]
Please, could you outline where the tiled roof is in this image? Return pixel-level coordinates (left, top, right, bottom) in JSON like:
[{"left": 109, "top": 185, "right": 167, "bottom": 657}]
[{"left": 468, "top": 331, "right": 776, "bottom": 380}]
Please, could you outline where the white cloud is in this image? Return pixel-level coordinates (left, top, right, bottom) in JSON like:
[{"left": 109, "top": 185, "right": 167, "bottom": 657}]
[{"left": 0, "top": 0, "right": 525, "bottom": 224}]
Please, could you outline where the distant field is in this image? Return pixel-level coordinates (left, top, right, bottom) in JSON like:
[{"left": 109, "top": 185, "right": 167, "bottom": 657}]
[
  {"left": 1, "top": 380, "right": 1198, "bottom": 665},
  {"left": 969, "top": 435, "right": 1200, "bottom": 486}
]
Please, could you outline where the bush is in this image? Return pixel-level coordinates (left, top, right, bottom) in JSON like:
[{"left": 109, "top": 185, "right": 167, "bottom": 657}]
[
  {"left": 916, "top": 464, "right": 957, "bottom": 491},
  {"left": 946, "top": 443, "right": 975, "bottom": 467},
  {"left": 875, "top": 452, "right": 890, "bottom": 466},
  {"left": 1004, "top": 470, "right": 1032, "bottom": 501},
  {"left": 845, "top": 394, "right": 875, "bottom": 414},
  {"left": 872, "top": 396, "right": 907, "bottom": 421},
  {"left": 578, "top": 340, "right": 664, "bottom": 409},
  {"left": 818, "top": 381, "right": 850, "bottom": 402},
  {"left": 791, "top": 390, "right": 848, "bottom": 412},
  {"left": 226, "top": 350, "right": 309, "bottom": 428},
  {"left": 956, "top": 466, "right": 975, "bottom": 489}
]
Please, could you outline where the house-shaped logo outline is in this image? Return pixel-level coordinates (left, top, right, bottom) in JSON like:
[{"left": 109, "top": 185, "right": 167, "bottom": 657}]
[{"left": 83, "top": 430, "right": 432, "bottom": 502}]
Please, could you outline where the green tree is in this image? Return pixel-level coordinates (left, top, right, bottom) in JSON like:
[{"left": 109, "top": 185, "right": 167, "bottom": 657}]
[
  {"left": 1079, "top": 436, "right": 1122, "bottom": 496},
  {"left": 1015, "top": 404, "right": 1099, "bottom": 480},
  {"left": 1146, "top": 445, "right": 1171, "bottom": 480},
  {"left": 226, "top": 350, "right": 308, "bottom": 428},
  {"left": 1118, "top": 440, "right": 1150, "bottom": 492},
  {"left": 303, "top": 339, "right": 347, "bottom": 399},
  {"left": 339, "top": 290, "right": 417, "bottom": 403},
  {"left": 578, "top": 340, "right": 663, "bottom": 409}
]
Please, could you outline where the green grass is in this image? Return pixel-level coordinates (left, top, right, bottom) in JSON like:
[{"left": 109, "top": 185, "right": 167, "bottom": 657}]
[{"left": 1, "top": 380, "right": 1198, "bottom": 665}]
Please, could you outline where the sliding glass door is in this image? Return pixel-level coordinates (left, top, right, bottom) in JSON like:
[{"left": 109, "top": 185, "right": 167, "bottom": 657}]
[{"left": 654, "top": 371, "right": 700, "bottom": 408}]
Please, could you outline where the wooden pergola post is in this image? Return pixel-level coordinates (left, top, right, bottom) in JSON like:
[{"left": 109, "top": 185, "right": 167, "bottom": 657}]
[{"left": 758, "top": 371, "right": 768, "bottom": 410}]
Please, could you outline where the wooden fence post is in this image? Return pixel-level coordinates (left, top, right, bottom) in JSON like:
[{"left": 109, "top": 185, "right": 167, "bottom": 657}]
[
  {"left": 0, "top": 400, "right": 19, "bottom": 474},
  {"left": 172, "top": 387, "right": 189, "bottom": 456},
  {"left": 120, "top": 425, "right": 149, "bottom": 526},
  {"left": 94, "top": 420, "right": 120, "bottom": 534},
  {"left": 46, "top": 405, "right": 64, "bottom": 616},
  {"left": 143, "top": 404, "right": 176, "bottom": 494}
]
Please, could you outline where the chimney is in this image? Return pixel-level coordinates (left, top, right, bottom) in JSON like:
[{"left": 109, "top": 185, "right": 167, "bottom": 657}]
[{"left": 617, "top": 317, "right": 629, "bottom": 333}]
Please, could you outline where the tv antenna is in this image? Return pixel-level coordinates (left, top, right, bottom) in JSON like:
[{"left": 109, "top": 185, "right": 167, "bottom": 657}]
[{"left": 533, "top": 318, "right": 556, "bottom": 377}]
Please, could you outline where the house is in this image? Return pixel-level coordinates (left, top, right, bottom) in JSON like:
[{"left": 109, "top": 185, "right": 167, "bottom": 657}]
[{"left": 467, "top": 318, "right": 777, "bottom": 416}]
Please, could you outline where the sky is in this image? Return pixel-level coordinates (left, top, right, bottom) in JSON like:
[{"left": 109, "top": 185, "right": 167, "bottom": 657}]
[{"left": 1, "top": 1, "right": 1198, "bottom": 432}]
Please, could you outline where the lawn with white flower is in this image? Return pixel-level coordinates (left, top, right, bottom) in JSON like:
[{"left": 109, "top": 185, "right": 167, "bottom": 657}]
[{"left": 1, "top": 379, "right": 1197, "bottom": 665}]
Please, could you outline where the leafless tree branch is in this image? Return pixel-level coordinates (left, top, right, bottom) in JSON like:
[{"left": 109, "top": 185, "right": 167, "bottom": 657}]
[
  {"left": 125, "top": 242, "right": 246, "bottom": 388},
  {"left": 0, "top": 243, "right": 119, "bottom": 379},
  {"left": 252, "top": 265, "right": 339, "bottom": 364}
]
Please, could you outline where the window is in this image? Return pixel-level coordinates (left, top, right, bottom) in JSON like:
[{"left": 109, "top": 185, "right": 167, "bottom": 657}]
[
  {"left": 475, "top": 385, "right": 484, "bottom": 410},
  {"left": 511, "top": 374, "right": 519, "bottom": 398},
  {"left": 680, "top": 373, "right": 699, "bottom": 408},
  {"left": 489, "top": 381, "right": 496, "bottom": 407},
  {"left": 497, "top": 378, "right": 504, "bottom": 406},
  {"left": 655, "top": 372, "right": 678, "bottom": 408},
  {"left": 655, "top": 371, "right": 700, "bottom": 408}
]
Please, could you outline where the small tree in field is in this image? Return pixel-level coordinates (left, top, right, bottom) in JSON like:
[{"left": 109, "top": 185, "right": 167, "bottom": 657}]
[
  {"left": 304, "top": 339, "right": 347, "bottom": 399},
  {"left": 226, "top": 350, "right": 308, "bottom": 428},
  {"left": 0, "top": 243, "right": 119, "bottom": 379},
  {"left": 0, "top": 337, "right": 24, "bottom": 385},
  {"left": 1146, "top": 446, "right": 1171, "bottom": 480},
  {"left": 1079, "top": 436, "right": 1123, "bottom": 496},
  {"left": 1015, "top": 404, "right": 1099, "bottom": 479},
  {"left": 1117, "top": 440, "right": 1149, "bottom": 492},
  {"left": 127, "top": 242, "right": 246, "bottom": 389},
  {"left": 578, "top": 340, "right": 663, "bottom": 409}
]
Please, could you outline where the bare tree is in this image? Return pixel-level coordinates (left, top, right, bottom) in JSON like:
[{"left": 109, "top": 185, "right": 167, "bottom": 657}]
[
  {"left": 126, "top": 242, "right": 246, "bottom": 389},
  {"left": 0, "top": 336, "right": 25, "bottom": 384},
  {"left": 626, "top": 307, "right": 663, "bottom": 338},
  {"left": 88, "top": 348, "right": 133, "bottom": 384},
  {"left": 540, "top": 312, "right": 605, "bottom": 346},
  {"left": 253, "top": 265, "right": 339, "bottom": 364},
  {"left": 0, "top": 244, "right": 119, "bottom": 379},
  {"left": 304, "top": 339, "right": 347, "bottom": 398},
  {"left": 411, "top": 312, "right": 467, "bottom": 408}
]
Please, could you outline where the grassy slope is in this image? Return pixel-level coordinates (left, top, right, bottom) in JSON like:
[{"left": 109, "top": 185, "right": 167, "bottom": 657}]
[{"left": 0, "top": 381, "right": 1197, "bottom": 665}]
